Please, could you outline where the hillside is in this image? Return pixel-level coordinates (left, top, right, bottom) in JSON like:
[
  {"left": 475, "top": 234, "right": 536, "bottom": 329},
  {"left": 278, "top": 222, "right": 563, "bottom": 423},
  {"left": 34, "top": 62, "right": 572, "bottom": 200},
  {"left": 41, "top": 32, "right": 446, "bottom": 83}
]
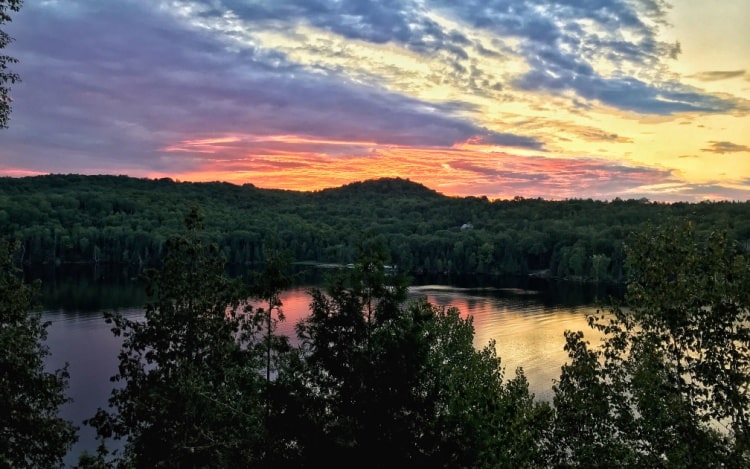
[{"left": 1, "top": 174, "right": 749, "bottom": 280}]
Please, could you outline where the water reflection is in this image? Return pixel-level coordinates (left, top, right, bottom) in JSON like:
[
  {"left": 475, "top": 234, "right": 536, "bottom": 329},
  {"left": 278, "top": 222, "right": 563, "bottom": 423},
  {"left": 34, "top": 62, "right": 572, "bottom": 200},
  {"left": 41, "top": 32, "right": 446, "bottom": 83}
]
[
  {"left": 35, "top": 265, "right": 619, "bottom": 464},
  {"left": 261, "top": 279, "right": 614, "bottom": 401},
  {"left": 43, "top": 307, "right": 140, "bottom": 466},
  {"left": 409, "top": 285, "right": 605, "bottom": 401}
]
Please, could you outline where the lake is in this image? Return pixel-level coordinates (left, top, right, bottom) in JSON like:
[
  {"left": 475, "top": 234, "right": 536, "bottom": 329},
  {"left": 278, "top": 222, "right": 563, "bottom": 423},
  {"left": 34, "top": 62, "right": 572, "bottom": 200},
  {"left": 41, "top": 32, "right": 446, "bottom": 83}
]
[{"left": 35, "top": 265, "right": 620, "bottom": 464}]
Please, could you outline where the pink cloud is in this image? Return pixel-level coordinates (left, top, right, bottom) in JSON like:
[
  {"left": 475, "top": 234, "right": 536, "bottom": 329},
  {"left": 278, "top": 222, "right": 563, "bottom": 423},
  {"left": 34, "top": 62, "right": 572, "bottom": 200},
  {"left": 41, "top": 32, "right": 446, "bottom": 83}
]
[{"left": 153, "top": 136, "right": 675, "bottom": 201}]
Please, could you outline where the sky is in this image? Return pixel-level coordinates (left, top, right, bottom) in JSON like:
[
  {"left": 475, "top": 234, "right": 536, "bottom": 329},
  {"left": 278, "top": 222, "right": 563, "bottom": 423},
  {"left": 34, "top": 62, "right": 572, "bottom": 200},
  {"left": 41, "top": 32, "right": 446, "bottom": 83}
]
[{"left": 1, "top": 0, "right": 749, "bottom": 202}]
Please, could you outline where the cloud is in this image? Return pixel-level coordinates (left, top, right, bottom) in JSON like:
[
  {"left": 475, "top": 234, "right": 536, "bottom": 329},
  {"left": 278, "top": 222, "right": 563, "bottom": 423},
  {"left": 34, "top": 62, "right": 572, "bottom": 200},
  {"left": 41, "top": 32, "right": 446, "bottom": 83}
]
[
  {"left": 419, "top": 153, "right": 677, "bottom": 200},
  {"left": 158, "top": 145, "right": 680, "bottom": 202},
  {"left": 690, "top": 70, "right": 746, "bottom": 82},
  {"left": 442, "top": 155, "right": 674, "bottom": 200},
  {"left": 425, "top": 0, "right": 735, "bottom": 115},
  {"left": 2, "top": 0, "right": 541, "bottom": 176},
  {"left": 576, "top": 130, "right": 632, "bottom": 144},
  {"left": 493, "top": 116, "right": 633, "bottom": 145},
  {"left": 514, "top": 47, "right": 735, "bottom": 114},
  {"left": 2, "top": 0, "right": 748, "bottom": 203},
  {"left": 467, "top": 132, "right": 543, "bottom": 149},
  {"left": 701, "top": 141, "right": 750, "bottom": 154},
  {"left": 639, "top": 182, "right": 750, "bottom": 202},
  {"left": 213, "top": 0, "right": 459, "bottom": 54},
  {"left": 448, "top": 160, "right": 550, "bottom": 181},
  {"left": 163, "top": 0, "right": 737, "bottom": 116}
]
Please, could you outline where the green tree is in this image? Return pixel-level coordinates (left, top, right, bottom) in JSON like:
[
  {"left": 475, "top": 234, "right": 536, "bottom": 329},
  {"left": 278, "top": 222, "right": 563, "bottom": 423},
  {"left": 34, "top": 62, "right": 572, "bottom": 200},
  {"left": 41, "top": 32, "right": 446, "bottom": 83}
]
[
  {"left": 248, "top": 241, "right": 292, "bottom": 389},
  {"left": 0, "top": 0, "right": 22, "bottom": 129},
  {"left": 549, "top": 330, "right": 639, "bottom": 467},
  {"left": 287, "top": 242, "right": 549, "bottom": 467},
  {"left": 0, "top": 239, "right": 77, "bottom": 467},
  {"left": 4, "top": 174, "right": 750, "bottom": 279},
  {"left": 622, "top": 223, "right": 750, "bottom": 462},
  {"left": 417, "top": 300, "right": 551, "bottom": 468},
  {"left": 590, "top": 252, "right": 610, "bottom": 284},
  {"left": 86, "top": 209, "right": 267, "bottom": 467},
  {"left": 550, "top": 222, "right": 749, "bottom": 465},
  {"left": 287, "top": 240, "right": 412, "bottom": 463}
]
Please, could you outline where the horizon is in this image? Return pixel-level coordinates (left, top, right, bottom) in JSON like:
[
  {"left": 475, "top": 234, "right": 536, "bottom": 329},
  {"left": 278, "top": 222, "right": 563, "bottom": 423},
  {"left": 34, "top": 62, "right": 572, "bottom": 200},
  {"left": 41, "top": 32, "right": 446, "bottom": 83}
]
[
  {"left": 8, "top": 172, "right": 749, "bottom": 204},
  {"left": 1, "top": 1, "right": 748, "bottom": 202}
]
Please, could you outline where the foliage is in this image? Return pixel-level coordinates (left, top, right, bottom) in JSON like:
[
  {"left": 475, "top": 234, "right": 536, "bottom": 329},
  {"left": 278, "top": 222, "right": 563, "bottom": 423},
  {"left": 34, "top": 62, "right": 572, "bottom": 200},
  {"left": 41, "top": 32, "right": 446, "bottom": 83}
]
[
  {"left": 417, "top": 303, "right": 552, "bottom": 468},
  {"left": 86, "top": 209, "right": 268, "bottom": 467},
  {"left": 0, "top": 239, "right": 77, "bottom": 467},
  {"left": 549, "top": 223, "right": 750, "bottom": 466},
  {"left": 247, "top": 240, "right": 293, "bottom": 392},
  {"left": 10, "top": 199, "right": 750, "bottom": 466},
  {"left": 287, "top": 240, "right": 413, "bottom": 464},
  {"left": 284, "top": 243, "right": 550, "bottom": 467},
  {"left": 3, "top": 174, "right": 750, "bottom": 282},
  {"left": 0, "top": 0, "right": 22, "bottom": 129}
]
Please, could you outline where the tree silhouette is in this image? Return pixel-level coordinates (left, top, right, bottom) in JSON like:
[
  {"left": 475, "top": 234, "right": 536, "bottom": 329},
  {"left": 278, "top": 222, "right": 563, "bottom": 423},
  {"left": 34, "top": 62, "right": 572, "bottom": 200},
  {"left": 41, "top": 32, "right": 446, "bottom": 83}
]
[
  {"left": 0, "top": 239, "right": 77, "bottom": 466},
  {"left": 0, "top": 0, "right": 22, "bottom": 128}
]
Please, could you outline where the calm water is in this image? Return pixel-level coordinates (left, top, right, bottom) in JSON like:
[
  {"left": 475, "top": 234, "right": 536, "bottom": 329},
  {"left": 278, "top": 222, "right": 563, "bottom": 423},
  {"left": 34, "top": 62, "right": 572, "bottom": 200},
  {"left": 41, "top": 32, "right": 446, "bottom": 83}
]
[{"left": 36, "top": 266, "right": 620, "bottom": 465}]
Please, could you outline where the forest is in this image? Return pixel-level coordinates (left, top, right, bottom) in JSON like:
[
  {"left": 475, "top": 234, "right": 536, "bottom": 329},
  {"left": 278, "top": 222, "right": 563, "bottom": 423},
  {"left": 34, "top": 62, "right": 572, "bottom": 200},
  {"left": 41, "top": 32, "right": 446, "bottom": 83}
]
[
  {"left": 2, "top": 212, "right": 750, "bottom": 467},
  {"left": 2, "top": 174, "right": 750, "bottom": 282}
]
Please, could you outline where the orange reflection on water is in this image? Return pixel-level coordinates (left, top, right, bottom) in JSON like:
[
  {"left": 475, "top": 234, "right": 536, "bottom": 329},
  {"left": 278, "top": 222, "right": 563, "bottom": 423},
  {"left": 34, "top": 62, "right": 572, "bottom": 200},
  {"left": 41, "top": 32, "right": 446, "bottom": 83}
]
[
  {"left": 267, "top": 286, "right": 606, "bottom": 400},
  {"left": 424, "top": 290, "right": 606, "bottom": 400}
]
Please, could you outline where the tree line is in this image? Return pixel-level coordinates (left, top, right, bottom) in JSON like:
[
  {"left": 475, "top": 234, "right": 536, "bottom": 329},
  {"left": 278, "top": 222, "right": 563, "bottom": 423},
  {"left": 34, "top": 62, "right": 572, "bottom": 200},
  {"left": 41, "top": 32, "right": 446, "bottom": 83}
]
[
  {"left": 3, "top": 174, "right": 750, "bottom": 283},
  {"left": 3, "top": 210, "right": 750, "bottom": 467}
]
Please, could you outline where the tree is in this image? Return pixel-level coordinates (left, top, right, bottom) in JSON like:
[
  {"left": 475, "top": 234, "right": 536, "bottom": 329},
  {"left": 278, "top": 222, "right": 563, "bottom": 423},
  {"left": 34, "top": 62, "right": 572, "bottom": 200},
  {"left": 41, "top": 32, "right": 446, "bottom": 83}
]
[
  {"left": 621, "top": 223, "right": 750, "bottom": 462},
  {"left": 86, "top": 209, "right": 267, "bottom": 467},
  {"left": 0, "top": 239, "right": 77, "bottom": 467},
  {"left": 549, "top": 222, "right": 749, "bottom": 465},
  {"left": 288, "top": 240, "right": 411, "bottom": 464},
  {"left": 416, "top": 300, "right": 552, "bottom": 468},
  {"left": 248, "top": 242, "right": 292, "bottom": 388},
  {"left": 246, "top": 238, "right": 295, "bottom": 458},
  {"left": 0, "top": 0, "right": 22, "bottom": 129},
  {"left": 548, "top": 330, "right": 640, "bottom": 467},
  {"left": 287, "top": 241, "right": 550, "bottom": 467},
  {"left": 590, "top": 252, "right": 610, "bottom": 284}
]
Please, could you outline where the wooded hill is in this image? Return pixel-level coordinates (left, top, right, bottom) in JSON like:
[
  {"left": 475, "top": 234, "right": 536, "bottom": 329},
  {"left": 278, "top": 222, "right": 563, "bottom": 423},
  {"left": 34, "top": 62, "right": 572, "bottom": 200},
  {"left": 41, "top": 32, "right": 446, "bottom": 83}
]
[{"left": 2, "top": 174, "right": 749, "bottom": 281}]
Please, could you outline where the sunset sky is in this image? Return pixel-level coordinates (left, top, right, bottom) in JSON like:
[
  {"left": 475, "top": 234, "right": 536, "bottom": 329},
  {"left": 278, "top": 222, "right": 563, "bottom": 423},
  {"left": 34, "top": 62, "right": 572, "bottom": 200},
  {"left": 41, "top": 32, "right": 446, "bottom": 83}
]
[{"left": 1, "top": 0, "right": 748, "bottom": 201}]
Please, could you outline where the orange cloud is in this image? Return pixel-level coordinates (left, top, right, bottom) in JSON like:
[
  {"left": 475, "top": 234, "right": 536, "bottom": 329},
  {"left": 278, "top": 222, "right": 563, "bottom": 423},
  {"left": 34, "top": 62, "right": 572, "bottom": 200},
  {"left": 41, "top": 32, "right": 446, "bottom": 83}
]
[{"left": 150, "top": 133, "right": 674, "bottom": 201}]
